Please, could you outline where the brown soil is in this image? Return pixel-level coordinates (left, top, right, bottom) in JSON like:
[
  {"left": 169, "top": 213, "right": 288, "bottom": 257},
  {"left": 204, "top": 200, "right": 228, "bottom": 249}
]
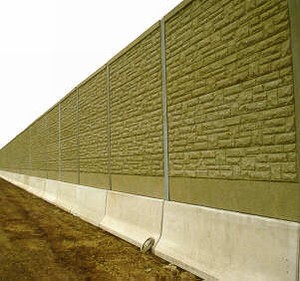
[{"left": 0, "top": 178, "right": 200, "bottom": 281}]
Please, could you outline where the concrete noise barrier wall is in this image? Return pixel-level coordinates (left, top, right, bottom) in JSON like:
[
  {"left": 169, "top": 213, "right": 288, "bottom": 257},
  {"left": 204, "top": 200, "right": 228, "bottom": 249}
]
[
  {"left": 155, "top": 201, "right": 300, "bottom": 281},
  {"left": 2, "top": 0, "right": 299, "bottom": 223},
  {"left": 1, "top": 0, "right": 300, "bottom": 278}
]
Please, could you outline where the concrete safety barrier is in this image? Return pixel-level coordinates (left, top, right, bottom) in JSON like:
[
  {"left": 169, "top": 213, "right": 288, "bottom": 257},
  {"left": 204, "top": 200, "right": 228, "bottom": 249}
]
[
  {"left": 43, "top": 179, "right": 60, "bottom": 204},
  {"left": 155, "top": 201, "right": 300, "bottom": 281},
  {"left": 1, "top": 170, "right": 299, "bottom": 281},
  {"left": 100, "top": 191, "right": 164, "bottom": 248},
  {"left": 28, "top": 176, "right": 46, "bottom": 198},
  {"left": 14, "top": 174, "right": 29, "bottom": 191},
  {"left": 55, "top": 181, "right": 77, "bottom": 212},
  {"left": 0, "top": 170, "right": 15, "bottom": 185},
  {"left": 19, "top": 174, "right": 32, "bottom": 192},
  {"left": 72, "top": 185, "right": 107, "bottom": 226},
  {"left": 0, "top": 171, "right": 29, "bottom": 191}
]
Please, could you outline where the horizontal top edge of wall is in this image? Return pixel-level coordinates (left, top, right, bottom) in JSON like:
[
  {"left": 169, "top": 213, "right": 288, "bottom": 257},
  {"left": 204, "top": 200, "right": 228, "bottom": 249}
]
[
  {"left": 77, "top": 64, "right": 107, "bottom": 89},
  {"left": 1, "top": 110, "right": 48, "bottom": 150},
  {"left": 107, "top": 21, "right": 160, "bottom": 66},
  {"left": 163, "top": 0, "right": 194, "bottom": 22},
  {"left": 2, "top": 61, "right": 106, "bottom": 149},
  {"left": 59, "top": 88, "right": 78, "bottom": 105},
  {"left": 0, "top": 1, "right": 193, "bottom": 150}
]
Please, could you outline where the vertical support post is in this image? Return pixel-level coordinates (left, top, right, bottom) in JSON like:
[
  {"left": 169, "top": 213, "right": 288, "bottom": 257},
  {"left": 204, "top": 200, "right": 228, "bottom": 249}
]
[
  {"left": 107, "top": 64, "right": 112, "bottom": 190},
  {"left": 288, "top": 1, "right": 300, "bottom": 280},
  {"left": 288, "top": 0, "right": 300, "bottom": 183},
  {"left": 76, "top": 87, "right": 80, "bottom": 184},
  {"left": 58, "top": 102, "right": 61, "bottom": 181},
  {"left": 160, "top": 19, "right": 170, "bottom": 201}
]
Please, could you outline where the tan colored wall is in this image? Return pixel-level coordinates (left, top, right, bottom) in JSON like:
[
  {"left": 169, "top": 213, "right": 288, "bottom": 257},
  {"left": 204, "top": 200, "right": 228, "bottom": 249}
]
[
  {"left": 164, "top": 0, "right": 299, "bottom": 221},
  {"left": 14, "top": 129, "right": 30, "bottom": 174},
  {"left": 78, "top": 68, "right": 109, "bottom": 189},
  {"left": 47, "top": 105, "right": 59, "bottom": 180},
  {"left": 166, "top": 0, "right": 296, "bottom": 181},
  {"left": 30, "top": 115, "right": 47, "bottom": 178},
  {"left": 109, "top": 23, "right": 164, "bottom": 198},
  {"left": 60, "top": 90, "right": 78, "bottom": 184},
  {"left": 0, "top": 0, "right": 299, "bottom": 221}
]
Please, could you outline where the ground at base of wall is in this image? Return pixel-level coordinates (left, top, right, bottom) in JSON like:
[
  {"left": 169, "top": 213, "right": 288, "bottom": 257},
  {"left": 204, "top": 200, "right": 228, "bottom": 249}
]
[{"left": 0, "top": 178, "right": 199, "bottom": 281}]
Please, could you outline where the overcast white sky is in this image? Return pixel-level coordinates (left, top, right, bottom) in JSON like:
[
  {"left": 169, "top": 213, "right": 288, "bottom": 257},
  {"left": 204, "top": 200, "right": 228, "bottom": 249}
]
[{"left": 0, "top": 0, "right": 182, "bottom": 149}]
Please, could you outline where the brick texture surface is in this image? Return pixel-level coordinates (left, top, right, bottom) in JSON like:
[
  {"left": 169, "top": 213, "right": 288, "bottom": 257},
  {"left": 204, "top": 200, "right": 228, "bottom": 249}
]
[
  {"left": 30, "top": 116, "right": 47, "bottom": 172},
  {"left": 60, "top": 91, "right": 78, "bottom": 173},
  {"left": 78, "top": 70, "right": 108, "bottom": 174},
  {"left": 15, "top": 130, "right": 30, "bottom": 173},
  {"left": 0, "top": 0, "right": 298, "bottom": 188},
  {"left": 166, "top": 0, "right": 297, "bottom": 182},
  {"left": 110, "top": 26, "right": 164, "bottom": 176},
  {"left": 47, "top": 106, "right": 59, "bottom": 176},
  {"left": 1, "top": 139, "right": 15, "bottom": 171}
]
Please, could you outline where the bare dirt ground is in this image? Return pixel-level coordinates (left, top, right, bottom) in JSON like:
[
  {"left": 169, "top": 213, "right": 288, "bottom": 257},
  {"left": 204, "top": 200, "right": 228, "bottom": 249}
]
[{"left": 0, "top": 178, "right": 200, "bottom": 281}]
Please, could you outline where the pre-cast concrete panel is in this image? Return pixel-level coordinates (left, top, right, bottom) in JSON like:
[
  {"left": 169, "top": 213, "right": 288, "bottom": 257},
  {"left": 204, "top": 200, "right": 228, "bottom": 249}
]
[
  {"left": 30, "top": 116, "right": 47, "bottom": 178},
  {"left": 60, "top": 90, "right": 78, "bottom": 184},
  {"left": 109, "top": 22, "right": 164, "bottom": 197},
  {"left": 78, "top": 67, "right": 109, "bottom": 189},
  {"left": 28, "top": 176, "right": 46, "bottom": 198},
  {"left": 0, "top": 171, "right": 108, "bottom": 229},
  {"left": 155, "top": 201, "right": 300, "bottom": 281},
  {"left": 0, "top": 171, "right": 30, "bottom": 192},
  {"left": 46, "top": 105, "right": 60, "bottom": 181},
  {"left": 0, "top": 171, "right": 13, "bottom": 185},
  {"left": 100, "top": 191, "right": 163, "bottom": 248},
  {"left": 43, "top": 179, "right": 59, "bottom": 204},
  {"left": 13, "top": 174, "right": 28, "bottom": 191},
  {"left": 165, "top": 0, "right": 299, "bottom": 218},
  {"left": 72, "top": 185, "right": 107, "bottom": 226},
  {"left": 56, "top": 181, "right": 77, "bottom": 212}
]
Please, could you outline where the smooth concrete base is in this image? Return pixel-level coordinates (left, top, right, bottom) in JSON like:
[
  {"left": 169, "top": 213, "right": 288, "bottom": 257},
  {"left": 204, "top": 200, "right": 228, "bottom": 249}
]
[
  {"left": 155, "top": 201, "right": 300, "bottom": 281},
  {"left": 0, "top": 171, "right": 107, "bottom": 227},
  {"left": 72, "top": 185, "right": 107, "bottom": 226},
  {"left": 100, "top": 191, "right": 164, "bottom": 248},
  {"left": 28, "top": 176, "right": 46, "bottom": 198},
  {"left": 0, "top": 171, "right": 30, "bottom": 191},
  {"left": 44, "top": 179, "right": 59, "bottom": 204},
  {"left": 55, "top": 181, "right": 77, "bottom": 212},
  {"left": 0, "top": 170, "right": 299, "bottom": 281}
]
